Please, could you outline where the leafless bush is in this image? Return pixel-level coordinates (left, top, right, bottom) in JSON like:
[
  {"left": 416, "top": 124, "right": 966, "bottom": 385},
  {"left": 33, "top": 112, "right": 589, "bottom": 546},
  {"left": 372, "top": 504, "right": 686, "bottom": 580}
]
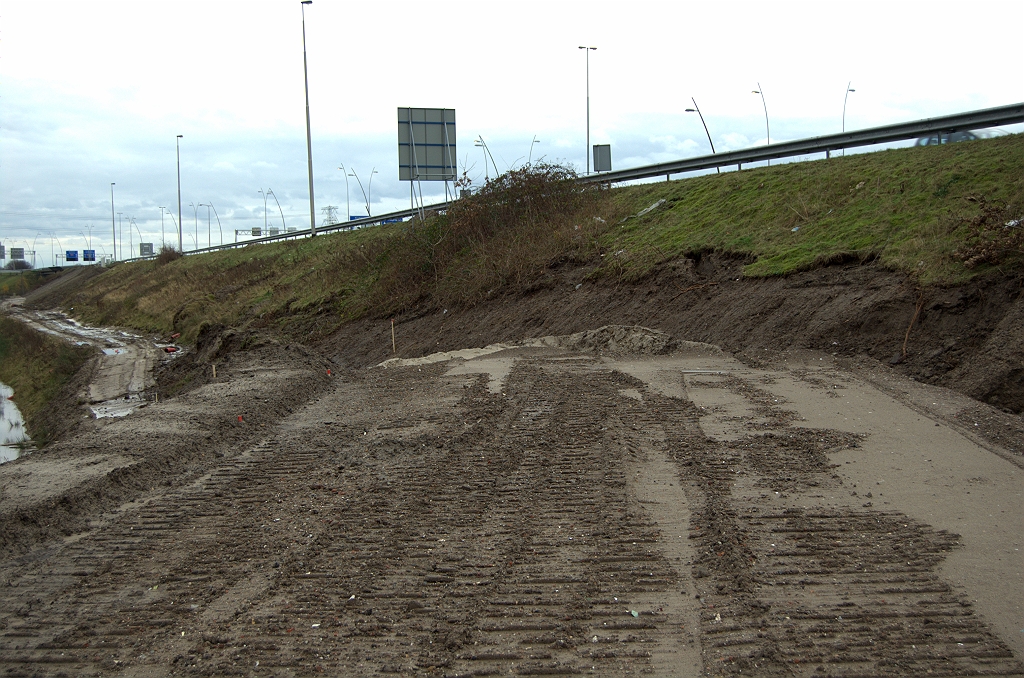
[
  {"left": 156, "top": 245, "right": 182, "bottom": 265},
  {"left": 368, "top": 163, "right": 605, "bottom": 313}
]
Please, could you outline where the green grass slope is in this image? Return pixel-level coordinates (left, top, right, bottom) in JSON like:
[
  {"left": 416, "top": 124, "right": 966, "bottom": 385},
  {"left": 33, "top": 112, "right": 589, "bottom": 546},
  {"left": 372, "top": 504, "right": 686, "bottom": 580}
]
[
  {"left": 603, "top": 134, "right": 1024, "bottom": 283},
  {"left": 35, "top": 134, "right": 1024, "bottom": 343}
]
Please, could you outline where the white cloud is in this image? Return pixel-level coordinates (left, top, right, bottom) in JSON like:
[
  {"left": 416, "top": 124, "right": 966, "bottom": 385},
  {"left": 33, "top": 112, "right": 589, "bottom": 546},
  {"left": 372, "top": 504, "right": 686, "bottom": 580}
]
[{"left": 2, "top": 0, "right": 1023, "bottom": 265}]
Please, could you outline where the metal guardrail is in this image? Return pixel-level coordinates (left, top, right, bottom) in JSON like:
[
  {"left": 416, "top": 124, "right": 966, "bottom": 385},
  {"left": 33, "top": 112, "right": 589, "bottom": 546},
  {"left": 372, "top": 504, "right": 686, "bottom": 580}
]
[
  {"left": 122, "top": 201, "right": 452, "bottom": 261},
  {"left": 117, "top": 102, "right": 1023, "bottom": 262},
  {"left": 579, "top": 101, "right": 1024, "bottom": 184}
]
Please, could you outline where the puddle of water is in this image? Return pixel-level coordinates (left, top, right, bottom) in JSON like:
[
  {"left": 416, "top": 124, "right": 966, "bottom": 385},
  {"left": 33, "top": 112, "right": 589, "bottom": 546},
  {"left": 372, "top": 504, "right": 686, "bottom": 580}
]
[
  {"left": 0, "top": 382, "right": 30, "bottom": 464},
  {"left": 91, "top": 394, "right": 148, "bottom": 419}
]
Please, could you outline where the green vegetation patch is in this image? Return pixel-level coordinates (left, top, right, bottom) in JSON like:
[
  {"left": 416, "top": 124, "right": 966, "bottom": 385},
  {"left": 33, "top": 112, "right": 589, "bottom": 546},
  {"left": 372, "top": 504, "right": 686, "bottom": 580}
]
[
  {"left": 0, "top": 270, "right": 52, "bottom": 297},
  {"left": 34, "top": 135, "right": 1024, "bottom": 343},
  {"left": 602, "top": 134, "right": 1024, "bottom": 283},
  {"left": 0, "top": 315, "right": 93, "bottom": 446}
]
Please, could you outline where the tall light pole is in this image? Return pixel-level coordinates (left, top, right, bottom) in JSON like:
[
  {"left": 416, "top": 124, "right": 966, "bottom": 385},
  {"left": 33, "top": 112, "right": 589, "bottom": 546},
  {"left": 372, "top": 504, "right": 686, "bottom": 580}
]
[
  {"left": 474, "top": 136, "right": 499, "bottom": 180},
  {"left": 338, "top": 163, "right": 350, "bottom": 222},
  {"left": 528, "top": 135, "right": 540, "bottom": 164},
  {"left": 268, "top": 189, "right": 286, "bottom": 231},
  {"left": 199, "top": 204, "right": 212, "bottom": 248},
  {"left": 685, "top": 98, "right": 719, "bottom": 174},
  {"left": 188, "top": 202, "right": 199, "bottom": 251},
  {"left": 206, "top": 202, "right": 223, "bottom": 245},
  {"left": 366, "top": 168, "right": 377, "bottom": 217},
  {"left": 258, "top": 189, "right": 269, "bottom": 232},
  {"left": 300, "top": 0, "right": 316, "bottom": 237},
  {"left": 348, "top": 169, "right": 372, "bottom": 218},
  {"left": 752, "top": 83, "right": 770, "bottom": 166},
  {"left": 159, "top": 207, "right": 166, "bottom": 248},
  {"left": 110, "top": 183, "right": 116, "bottom": 261},
  {"left": 842, "top": 81, "right": 856, "bottom": 156},
  {"left": 578, "top": 46, "right": 596, "bottom": 174},
  {"left": 474, "top": 139, "right": 488, "bottom": 181},
  {"left": 176, "top": 135, "right": 183, "bottom": 251}
]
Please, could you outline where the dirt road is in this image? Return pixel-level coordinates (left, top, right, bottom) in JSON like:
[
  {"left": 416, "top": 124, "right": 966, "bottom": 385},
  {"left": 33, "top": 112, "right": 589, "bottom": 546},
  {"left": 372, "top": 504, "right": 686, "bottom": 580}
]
[{"left": 0, "top": 326, "right": 1021, "bottom": 676}]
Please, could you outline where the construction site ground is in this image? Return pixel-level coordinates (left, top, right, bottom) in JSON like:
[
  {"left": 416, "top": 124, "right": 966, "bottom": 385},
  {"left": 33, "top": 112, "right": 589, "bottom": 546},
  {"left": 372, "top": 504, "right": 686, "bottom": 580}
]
[{"left": 1, "top": 258, "right": 1023, "bottom": 677}]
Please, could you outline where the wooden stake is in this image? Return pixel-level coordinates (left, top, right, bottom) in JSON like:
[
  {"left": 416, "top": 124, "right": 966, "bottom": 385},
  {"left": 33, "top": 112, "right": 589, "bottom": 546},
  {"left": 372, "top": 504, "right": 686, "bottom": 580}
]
[
  {"left": 391, "top": 319, "right": 396, "bottom": 354},
  {"left": 212, "top": 364, "right": 217, "bottom": 379}
]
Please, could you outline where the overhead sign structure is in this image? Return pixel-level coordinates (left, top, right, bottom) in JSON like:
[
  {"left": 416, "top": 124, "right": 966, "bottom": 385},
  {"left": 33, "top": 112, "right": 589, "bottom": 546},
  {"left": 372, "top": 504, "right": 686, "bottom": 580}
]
[
  {"left": 593, "top": 144, "right": 612, "bottom": 173},
  {"left": 66, "top": 250, "right": 79, "bottom": 262},
  {"left": 83, "top": 250, "right": 96, "bottom": 262},
  {"left": 139, "top": 243, "right": 154, "bottom": 257},
  {"left": 398, "top": 108, "right": 456, "bottom": 181},
  {"left": 11, "top": 248, "right": 25, "bottom": 260}
]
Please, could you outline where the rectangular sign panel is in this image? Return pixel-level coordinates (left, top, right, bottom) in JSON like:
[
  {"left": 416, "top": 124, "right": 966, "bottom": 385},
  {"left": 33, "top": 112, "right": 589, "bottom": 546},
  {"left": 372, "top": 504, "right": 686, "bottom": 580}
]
[
  {"left": 0, "top": 245, "right": 5, "bottom": 259},
  {"left": 139, "top": 243, "right": 154, "bottom": 257},
  {"left": 65, "top": 250, "right": 79, "bottom": 261},
  {"left": 11, "top": 248, "right": 25, "bottom": 260},
  {"left": 398, "top": 107, "right": 456, "bottom": 181},
  {"left": 593, "top": 144, "right": 612, "bottom": 173},
  {"left": 83, "top": 250, "right": 96, "bottom": 262}
]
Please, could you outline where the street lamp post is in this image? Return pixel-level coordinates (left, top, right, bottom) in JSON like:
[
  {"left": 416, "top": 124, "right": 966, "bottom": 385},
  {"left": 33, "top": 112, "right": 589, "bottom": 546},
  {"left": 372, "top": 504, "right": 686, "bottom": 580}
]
[
  {"left": 204, "top": 202, "right": 223, "bottom": 245},
  {"left": 338, "top": 163, "right": 350, "bottom": 223},
  {"left": 258, "top": 189, "right": 269, "bottom": 233},
  {"left": 199, "top": 204, "right": 212, "bottom": 248},
  {"left": 685, "top": 98, "right": 719, "bottom": 174},
  {"left": 842, "top": 81, "right": 856, "bottom": 156},
  {"left": 268, "top": 189, "right": 286, "bottom": 231},
  {"left": 528, "top": 135, "right": 540, "bottom": 164},
  {"left": 752, "top": 83, "right": 770, "bottom": 166},
  {"left": 474, "top": 139, "right": 488, "bottom": 181},
  {"left": 159, "top": 207, "right": 166, "bottom": 248},
  {"left": 176, "top": 135, "right": 183, "bottom": 252},
  {"left": 349, "top": 170, "right": 368, "bottom": 218},
  {"left": 188, "top": 203, "right": 199, "bottom": 251},
  {"left": 366, "top": 168, "right": 377, "bottom": 217},
  {"left": 300, "top": 0, "right": 316, "bottom": 237},
  {"left": 578, "top": 46, "right": 596, "bottom": 174},
  {"left": 110, "top": 183, "right": 116, "bottom": 261},
  {"left": 474, "top": 137, "right": 499, "bottom": 180}
]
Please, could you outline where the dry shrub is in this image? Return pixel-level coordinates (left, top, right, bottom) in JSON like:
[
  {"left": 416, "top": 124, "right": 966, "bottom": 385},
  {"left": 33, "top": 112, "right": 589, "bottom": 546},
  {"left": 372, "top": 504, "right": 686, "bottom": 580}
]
[
  {"left": 156, "top": 245, "right": 182, "bottom": 265},
  {"left": 369, "top": 163, "right": 604, "bottom": 314},
  {"left": 951, "top": 195, "right": 1024, "bottom": 269}
]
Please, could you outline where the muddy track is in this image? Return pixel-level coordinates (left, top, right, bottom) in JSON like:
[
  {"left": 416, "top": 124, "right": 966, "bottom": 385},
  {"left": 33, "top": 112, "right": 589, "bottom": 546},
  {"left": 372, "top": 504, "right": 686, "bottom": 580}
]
[{"left": 0, "top": 345, "right": 1020, "bottom": 676}]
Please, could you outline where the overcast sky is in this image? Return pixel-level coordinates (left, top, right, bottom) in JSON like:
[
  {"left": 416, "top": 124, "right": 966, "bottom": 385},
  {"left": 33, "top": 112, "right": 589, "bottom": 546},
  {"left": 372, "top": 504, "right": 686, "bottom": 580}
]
[{"left": 2, "top": 0, "right": 1023, "bottom": 266}]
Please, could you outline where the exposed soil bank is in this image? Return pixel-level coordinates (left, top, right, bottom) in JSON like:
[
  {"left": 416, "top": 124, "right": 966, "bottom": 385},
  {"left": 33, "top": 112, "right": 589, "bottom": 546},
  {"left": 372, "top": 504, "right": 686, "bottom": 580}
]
[{"left": 323, "top": 256, "right": 1024, "bottom": 415}]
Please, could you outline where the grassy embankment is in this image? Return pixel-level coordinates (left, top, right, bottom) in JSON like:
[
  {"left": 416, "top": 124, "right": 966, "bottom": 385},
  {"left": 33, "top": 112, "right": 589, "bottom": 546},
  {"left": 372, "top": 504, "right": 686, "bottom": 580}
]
[
  {"left": 0, "top": 270, "right": 53, "bottom": 297},
  {"left": 0, "top": 316, "right": 93, "bottom": 446},
  {"left": 41, "top": 134, "right": 1024, "bottom": 343}
]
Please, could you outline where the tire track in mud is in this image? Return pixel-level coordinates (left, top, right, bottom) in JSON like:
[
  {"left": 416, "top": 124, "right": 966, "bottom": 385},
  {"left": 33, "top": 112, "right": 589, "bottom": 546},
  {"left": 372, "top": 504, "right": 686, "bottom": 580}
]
[
  {"left": 0, "top": 351, "right": 1020, "bottom": 676},
  {"left": 672, "top": 375, "right": 1023, "bottom": 676}
]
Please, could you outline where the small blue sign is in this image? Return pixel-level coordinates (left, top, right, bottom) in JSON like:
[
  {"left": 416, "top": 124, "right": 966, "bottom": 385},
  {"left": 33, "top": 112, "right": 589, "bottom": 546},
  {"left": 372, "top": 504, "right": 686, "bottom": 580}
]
[
  {"left": 83, "top": 250, "right": 96, "bottom": 262},
  {"left": 65, "top": 250, "right": 79, "bottom": 261}
]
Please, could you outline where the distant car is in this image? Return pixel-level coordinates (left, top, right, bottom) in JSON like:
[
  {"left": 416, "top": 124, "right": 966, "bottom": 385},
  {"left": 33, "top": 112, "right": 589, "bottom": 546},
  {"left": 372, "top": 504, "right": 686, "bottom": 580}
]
[{"left": 915, "top": 130, "right": 987, "bottom": 146}]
